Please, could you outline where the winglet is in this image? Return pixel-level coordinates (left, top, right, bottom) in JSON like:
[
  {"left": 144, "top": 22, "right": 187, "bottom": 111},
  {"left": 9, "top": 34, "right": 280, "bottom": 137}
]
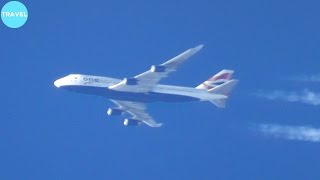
[
  {"left": 161, "top": 44, "right": 204, "bottom": 67},
  {"left": 144, "top": 121, "right": 163, "bottom": 128},
  {"left": 193, "top": 44, "right": 204, "bottom": 52}
]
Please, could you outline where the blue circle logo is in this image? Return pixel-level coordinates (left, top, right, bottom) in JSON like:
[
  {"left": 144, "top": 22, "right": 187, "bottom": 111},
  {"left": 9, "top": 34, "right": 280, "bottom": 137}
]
[{"left": 1, "top": 1, "right": 28, "bottom": 28}]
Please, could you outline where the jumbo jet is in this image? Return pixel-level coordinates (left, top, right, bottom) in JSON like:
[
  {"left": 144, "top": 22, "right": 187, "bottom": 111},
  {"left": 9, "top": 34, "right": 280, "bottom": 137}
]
[{"left": 54, "top": 45, "right": 238, "bottom": 127}]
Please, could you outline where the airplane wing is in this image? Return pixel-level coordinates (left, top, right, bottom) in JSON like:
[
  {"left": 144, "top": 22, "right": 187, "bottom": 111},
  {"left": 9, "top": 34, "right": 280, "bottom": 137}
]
[
  {"left": 110, "top": 100, "right": 162, "bottom": 127},
  {"left": 109, "top": 45, "right": 204, "bottom": 92}
]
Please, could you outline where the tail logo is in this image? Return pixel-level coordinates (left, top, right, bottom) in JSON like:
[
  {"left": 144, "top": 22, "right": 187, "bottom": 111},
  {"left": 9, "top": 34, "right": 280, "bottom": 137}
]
[{"left": 196, "top": 69, "right": 234, "bottom": 90}]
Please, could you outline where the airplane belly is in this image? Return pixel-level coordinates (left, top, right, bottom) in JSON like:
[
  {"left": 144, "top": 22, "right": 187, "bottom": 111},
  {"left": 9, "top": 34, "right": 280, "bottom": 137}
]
[{"left": 60, "top": 85, "right": 199, "bottom": 103}]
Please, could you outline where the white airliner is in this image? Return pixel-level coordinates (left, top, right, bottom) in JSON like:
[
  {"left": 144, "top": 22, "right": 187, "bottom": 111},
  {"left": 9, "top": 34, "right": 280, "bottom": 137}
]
[{"left": 54, "top": 45, "right": 238, "bottom": 127}]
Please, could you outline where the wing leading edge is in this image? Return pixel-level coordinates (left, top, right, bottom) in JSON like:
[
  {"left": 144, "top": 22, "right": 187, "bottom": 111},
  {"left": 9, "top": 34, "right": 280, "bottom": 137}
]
[{"left": 109, "top": 45, "right": 204, "bottom": 93}]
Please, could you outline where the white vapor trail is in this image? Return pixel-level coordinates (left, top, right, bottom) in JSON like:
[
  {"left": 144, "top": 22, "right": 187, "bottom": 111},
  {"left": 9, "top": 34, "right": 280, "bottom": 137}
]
[
  {"left": 256, "top": 124, "right": 320, "bottom": 142},
  {"left": 254, "top": 89, "right": 320, "bottom": 106}
]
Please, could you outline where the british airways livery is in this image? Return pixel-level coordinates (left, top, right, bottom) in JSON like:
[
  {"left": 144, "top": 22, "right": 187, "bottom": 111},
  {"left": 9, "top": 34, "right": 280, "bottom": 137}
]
[{"left": 54, "top": 45, "right": 238, "bottom": 127}]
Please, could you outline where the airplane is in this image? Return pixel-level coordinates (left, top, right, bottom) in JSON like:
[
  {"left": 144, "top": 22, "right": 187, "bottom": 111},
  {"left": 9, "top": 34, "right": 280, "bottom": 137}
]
[{"left": 54, "top": 45, "right": 238, "bottom": 127}]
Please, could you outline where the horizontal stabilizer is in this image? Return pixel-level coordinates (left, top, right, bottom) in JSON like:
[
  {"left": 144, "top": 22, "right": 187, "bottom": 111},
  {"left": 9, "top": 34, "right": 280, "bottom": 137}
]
[
  {"left": 208, "top": 79, "right": 238, "bottom": 96},
  {"left": 207, "top": 79, "right": 238, "bottom": 108},
  {"left": 210, "top": 98, "right": 227, "bottom": 108}
]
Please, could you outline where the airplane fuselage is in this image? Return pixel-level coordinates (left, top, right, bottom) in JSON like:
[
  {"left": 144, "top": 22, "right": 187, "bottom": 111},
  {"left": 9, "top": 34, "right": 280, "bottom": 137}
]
[{"left": 54, "top": 74, "right": 225, "bottom": 103}]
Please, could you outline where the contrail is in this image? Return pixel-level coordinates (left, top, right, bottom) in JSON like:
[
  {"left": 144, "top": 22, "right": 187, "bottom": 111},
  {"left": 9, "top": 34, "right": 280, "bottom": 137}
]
[
  {"left": 253, "top": 89, "right": 320, "bottom": 106},
  {"left": 255, "top": 124, "right": 320, "bottom": 143}
]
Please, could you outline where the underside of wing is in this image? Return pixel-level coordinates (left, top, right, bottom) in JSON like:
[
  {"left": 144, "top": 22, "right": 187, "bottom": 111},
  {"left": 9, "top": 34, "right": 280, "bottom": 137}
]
[
  {"left": 109, "top": 45, "right": 204, "bottom": 93},
  {"left": 109, "top": 100, "right": 162, "bottom": 127}
]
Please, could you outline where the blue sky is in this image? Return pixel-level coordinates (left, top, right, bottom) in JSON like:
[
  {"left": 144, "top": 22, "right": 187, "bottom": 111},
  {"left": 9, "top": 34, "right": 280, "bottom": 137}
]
[{"left": 1, "top": 0, "right": 320, "bottom": 179}]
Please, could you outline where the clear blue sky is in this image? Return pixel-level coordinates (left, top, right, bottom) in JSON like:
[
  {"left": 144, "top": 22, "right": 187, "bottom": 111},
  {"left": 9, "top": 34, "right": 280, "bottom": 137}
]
[{"left": 1, "top": 0, "right": 320, "bottom": 179}]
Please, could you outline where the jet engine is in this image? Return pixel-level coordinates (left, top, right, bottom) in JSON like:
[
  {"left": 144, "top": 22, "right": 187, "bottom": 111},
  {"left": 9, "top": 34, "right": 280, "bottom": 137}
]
[
  {"left": 123, "top": 118, "right": 141, "bottom": 126},
  {"left": 150, "top": 65, "right": 166, "bottom": 73},
  {"left": 123, "top": 78, "right": 138, "bottom": 85},
  {"left": 107, "top": 108, "right": 123, "bottom": 116}
]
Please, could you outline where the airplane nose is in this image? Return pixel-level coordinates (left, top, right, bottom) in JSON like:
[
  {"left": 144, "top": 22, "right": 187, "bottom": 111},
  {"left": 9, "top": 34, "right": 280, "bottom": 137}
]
[{"left": 54, "top": 79, "right": 62, "bottom": 88}]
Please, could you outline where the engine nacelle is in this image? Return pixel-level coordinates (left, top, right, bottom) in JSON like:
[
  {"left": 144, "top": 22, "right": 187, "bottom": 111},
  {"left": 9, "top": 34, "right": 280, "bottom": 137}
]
[
  {"left": 123, "top": 118, "right": 141, "bottom": 126},
  {"left": 123, "top": 78, "right": 138, "bottom": 85},
  {"left": 150, "top": 65, "right": 166, "bottom": 73},
  {"left": 107, "top": 108, "right": 123, "bottom": 116}
]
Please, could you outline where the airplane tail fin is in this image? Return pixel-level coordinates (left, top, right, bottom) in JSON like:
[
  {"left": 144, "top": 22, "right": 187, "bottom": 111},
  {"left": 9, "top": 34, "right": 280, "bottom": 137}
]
[
  {"left": 195, "top": 69, "right": 234, "bottom": 90},
  {"left": 207, "top": 79, "right": 238, "bottom": 108}
]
